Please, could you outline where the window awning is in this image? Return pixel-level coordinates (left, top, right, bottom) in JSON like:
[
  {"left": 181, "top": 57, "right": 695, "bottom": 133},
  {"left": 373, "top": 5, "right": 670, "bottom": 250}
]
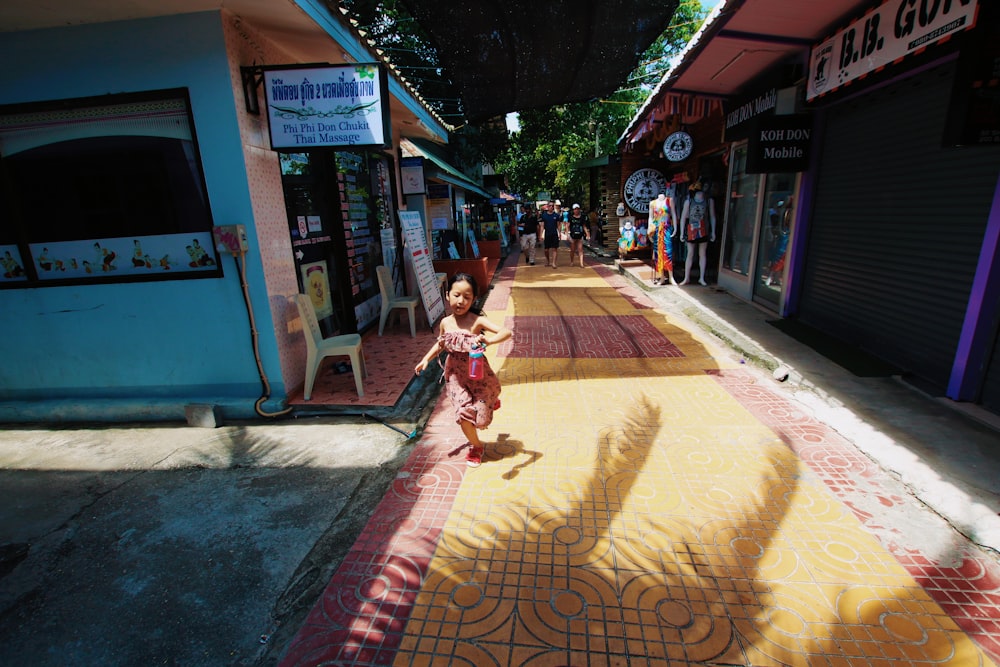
[{"left": 401, "top": 138, "right": 492, "bottom": 199}]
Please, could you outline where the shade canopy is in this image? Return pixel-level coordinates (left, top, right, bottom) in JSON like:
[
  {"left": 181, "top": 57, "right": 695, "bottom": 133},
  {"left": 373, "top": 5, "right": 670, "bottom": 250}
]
[{"left": 397, "top": 0, "right": 681, "bottom": 123}]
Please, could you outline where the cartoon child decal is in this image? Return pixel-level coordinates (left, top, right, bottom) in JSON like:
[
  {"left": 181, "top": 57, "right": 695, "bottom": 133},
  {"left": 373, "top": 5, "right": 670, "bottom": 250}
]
[
  {"left": 191, "top": 239, "right": 215, "bottom": 266},
  {"left": 133, "top": 240, "right": 147, "bottom": 268},
  {"left": 37, "top": 248, "right": 53, "bottom": 271},
  {"left": 94, "top": 242, "right": 117, "bottom": 271},
  {"left": 2, "top": 251, "right": 25, "bottom": 278}
]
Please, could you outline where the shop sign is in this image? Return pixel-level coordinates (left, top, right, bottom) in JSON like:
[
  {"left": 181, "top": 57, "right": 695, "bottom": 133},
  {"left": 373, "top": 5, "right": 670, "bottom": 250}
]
[
  {"left": 400, "top": 157, "right": 425, "bottom": 194},
  {"left": 663, "top": 131, "right": 693, "bottom": 161},
  {"left": 807, "top": 0, "right": 979, "bottom": 101},
  {"left": 724, "top": 88, "right": 777, "bottom": 141},
  {"left": 623, "top": 168, "right": 668, "bottom": 213},
  {"left": 263, "top": 64, "right": 390, "bottom": 150},
  {"left": 427, "top": 183, "right": 452, "bottom": 230},
  {"left": 746, "top": 114, "right": 813, "bottom": 174}
]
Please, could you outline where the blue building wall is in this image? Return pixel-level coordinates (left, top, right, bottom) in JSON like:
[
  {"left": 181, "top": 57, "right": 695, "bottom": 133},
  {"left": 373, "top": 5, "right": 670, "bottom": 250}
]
[{"left": 0, "top": 12, "right": 284, "bottom": 421}]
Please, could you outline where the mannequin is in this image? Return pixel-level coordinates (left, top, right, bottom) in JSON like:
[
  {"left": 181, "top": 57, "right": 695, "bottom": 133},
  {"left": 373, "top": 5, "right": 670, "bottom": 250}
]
[
  {"left": 648, "top": 193, "right": 677, "bottom": 285},
  {"left": 678, "top": 181, "right": 716, "bottom": 286}
]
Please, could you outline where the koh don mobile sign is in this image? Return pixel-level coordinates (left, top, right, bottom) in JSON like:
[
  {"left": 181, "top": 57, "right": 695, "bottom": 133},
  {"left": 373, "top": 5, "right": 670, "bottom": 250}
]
[
  {"left": 807, "top": 0, "right": 979, "bottom": 101},
  {"left": 263, "top": 64, "right": 390, "bottom": 150}
]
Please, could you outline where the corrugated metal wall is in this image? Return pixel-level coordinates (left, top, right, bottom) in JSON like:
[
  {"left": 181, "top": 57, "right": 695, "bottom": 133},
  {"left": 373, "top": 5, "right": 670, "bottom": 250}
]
[
  {"left": 982, "top": 332, "right": 1000, "bottom": 412},
  {"left": 800, "top": 61, "right": 999, "bottom": 389}
]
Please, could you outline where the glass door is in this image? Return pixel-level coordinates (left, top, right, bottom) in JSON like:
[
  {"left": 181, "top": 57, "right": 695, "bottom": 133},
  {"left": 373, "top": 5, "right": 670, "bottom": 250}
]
[
  {"left": 281, "top": 152, "right": 353, "bottom": 335},
  {"left": 718, "top": 141, "right": 760, "bottom": 300},
  {"left": 752, "top": 172, "right": 798, "bottom": 310}
]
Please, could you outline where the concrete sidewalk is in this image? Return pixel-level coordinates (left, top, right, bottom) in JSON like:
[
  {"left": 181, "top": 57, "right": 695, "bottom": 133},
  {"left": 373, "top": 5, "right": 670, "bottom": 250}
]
[
  {"left": 0, "top": 414, "right": 430, "bottom": 665},
  {"left": 615, "top": 256, "right": 1000, "bottom": 555}
]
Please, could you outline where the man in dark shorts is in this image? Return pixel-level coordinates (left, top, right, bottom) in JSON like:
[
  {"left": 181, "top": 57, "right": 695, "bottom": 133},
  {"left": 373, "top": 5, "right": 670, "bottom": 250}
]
[{"left": 539, "top": 201, "right": 562, "bottom": 268}]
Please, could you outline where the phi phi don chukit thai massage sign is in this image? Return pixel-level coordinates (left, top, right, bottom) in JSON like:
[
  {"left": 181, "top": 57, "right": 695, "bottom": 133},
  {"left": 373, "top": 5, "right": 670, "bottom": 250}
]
[{"left": 262, "top": 64, "right": 390, "bottom": 150}]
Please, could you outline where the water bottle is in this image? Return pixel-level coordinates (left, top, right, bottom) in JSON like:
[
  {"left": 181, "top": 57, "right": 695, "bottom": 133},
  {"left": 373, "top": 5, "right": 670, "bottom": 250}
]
[{"left": 468, "top": 343, "right": 485, "bottom": 380}]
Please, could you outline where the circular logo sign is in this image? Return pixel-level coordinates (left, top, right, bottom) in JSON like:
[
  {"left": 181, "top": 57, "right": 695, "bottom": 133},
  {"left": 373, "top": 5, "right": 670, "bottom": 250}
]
[
  {"left": 663, "top": 131, "right": 693, "bottom": 162},
  {"left": 623, "top": 168, "right": 667, "bottom": 213}
]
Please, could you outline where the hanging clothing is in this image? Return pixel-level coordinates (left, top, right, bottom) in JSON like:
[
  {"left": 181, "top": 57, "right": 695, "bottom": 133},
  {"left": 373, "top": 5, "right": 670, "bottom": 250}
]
[{"left": 649, "top": 197, "right": 673, "bottom": 275}]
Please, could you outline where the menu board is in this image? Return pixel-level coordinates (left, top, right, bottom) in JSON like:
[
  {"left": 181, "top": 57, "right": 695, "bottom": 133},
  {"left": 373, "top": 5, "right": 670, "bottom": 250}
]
[
  {"left": 335, "top": 151, "right": 380, "bottom": 329},
  {"left": 399, "top": 211, "right": 445, "bottom": 325}
]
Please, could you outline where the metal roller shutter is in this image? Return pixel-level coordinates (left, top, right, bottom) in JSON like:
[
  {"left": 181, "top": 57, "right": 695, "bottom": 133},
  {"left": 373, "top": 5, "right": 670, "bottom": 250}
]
[
  {"left": 982, "top": 334, "right": 1000, "bottom": 413},
  {"left": 799, "top": 61, "right": 999, "bottom": 389}
]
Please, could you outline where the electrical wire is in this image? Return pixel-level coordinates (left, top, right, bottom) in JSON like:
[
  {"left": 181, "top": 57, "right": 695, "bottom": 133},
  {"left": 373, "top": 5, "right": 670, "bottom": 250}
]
[{"left": 235, "top": 254, "right": 294, "bottom": 419}]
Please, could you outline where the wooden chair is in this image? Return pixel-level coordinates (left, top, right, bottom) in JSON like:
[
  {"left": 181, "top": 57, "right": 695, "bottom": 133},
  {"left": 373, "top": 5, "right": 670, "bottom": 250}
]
[
  {"left": 376, "top": 264, "right": 418, "bottom": 337},
  {"left": 294, "top": 294, "right": 365, "bottom": 399}
]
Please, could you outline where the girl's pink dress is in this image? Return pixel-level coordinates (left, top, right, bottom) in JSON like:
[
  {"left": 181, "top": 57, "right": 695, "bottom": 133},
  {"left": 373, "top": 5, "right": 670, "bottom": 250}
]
[{"left": 439, "top": 330, "right": 501, "bottom": 428}]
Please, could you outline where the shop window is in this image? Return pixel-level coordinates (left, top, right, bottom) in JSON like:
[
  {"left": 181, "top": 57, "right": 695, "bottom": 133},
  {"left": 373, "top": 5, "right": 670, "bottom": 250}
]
[{"left": 0, "top": 89, "right": 220, "bottom": 287}]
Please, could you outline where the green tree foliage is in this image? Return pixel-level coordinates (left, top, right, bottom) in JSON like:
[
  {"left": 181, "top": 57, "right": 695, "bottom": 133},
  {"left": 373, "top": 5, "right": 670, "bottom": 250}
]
[
  {"left": 495, "top": 0, "right": 707, "bottom": 200},
  {"left": 337, "top": 0, "right": 463, "bottom": 123},
  {"left": 337, "top": 0, "right": 707, "bottom": 197}
]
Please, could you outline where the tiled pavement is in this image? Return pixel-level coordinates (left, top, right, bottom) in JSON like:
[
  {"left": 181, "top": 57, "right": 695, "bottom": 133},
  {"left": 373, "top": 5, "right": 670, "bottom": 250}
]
[
  {"left": 280, "top": 251, "right": 1000, "bottom": 666},
  {"left": 285, "top": 312, "right": 439, "bottom": 409}
]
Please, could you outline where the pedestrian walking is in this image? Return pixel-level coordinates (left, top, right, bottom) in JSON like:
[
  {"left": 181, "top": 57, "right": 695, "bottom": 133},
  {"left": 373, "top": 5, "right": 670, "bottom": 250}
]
[
  {"left": 414, "top": 272, "right": 512, "bottom": 467},
  {"left": 568, "top": 203, "right": 589, "bottom": 268},
  {"left": 519, "top": 206, "right": 538, "bottom": 265},
  {"left": 539, "top": 201, "right": 561, "bottom": 268}
]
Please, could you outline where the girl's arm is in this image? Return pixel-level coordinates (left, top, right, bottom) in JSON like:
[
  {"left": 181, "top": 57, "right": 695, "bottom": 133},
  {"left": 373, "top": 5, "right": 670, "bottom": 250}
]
[
  {"left": 414, "top": 340, "right": 442, "bottom": 375},
  {"left": 473, "top": 315, "right": 512, "bottom": 348}
]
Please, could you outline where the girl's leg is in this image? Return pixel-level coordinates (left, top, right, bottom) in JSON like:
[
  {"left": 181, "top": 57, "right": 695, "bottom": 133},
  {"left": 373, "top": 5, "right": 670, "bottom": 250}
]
[
  {"left": 460, "top": 419, "right": 484, "bottom": 467},
  {"left": 460, "top": 418, "right": 482, "bottom": 448}
]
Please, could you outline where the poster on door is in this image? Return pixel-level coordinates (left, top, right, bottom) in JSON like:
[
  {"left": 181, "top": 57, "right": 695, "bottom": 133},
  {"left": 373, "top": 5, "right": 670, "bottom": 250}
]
[
  {"left": 300, "top": 261, "right": 333, "bottom": 320},
  {"left": 399, "top": 210, "right": 445, "bottom": 325}
]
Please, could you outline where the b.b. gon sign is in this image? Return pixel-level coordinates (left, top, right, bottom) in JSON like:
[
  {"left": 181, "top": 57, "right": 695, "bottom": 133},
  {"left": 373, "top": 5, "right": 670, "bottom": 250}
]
[{"left": 808, "top": 0, "right": 979, "bottom": 100}]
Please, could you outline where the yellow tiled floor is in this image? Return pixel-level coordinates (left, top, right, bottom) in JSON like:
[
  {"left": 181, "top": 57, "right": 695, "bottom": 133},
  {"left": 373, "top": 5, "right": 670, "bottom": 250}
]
[{"left": 394, "top": 261, "right": 996, "bottom": 666}]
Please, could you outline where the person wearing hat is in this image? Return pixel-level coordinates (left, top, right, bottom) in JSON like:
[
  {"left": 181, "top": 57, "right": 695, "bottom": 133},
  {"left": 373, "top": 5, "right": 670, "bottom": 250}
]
[
  {"left": 567, "top": 204, "right": 589, "bottom": 268},
  {"left": 679, "top": 180, "right": 717, "bottom": 286}
]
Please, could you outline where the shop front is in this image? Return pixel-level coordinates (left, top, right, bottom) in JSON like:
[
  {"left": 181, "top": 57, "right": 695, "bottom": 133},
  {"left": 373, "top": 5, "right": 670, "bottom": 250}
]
[
  {"left": 718, "top": 87, "right": 812, "bottom": 314},
  {"left": 280, "top": 149, "right": 398, "bottom": 337},
  {"left": 0, "top": 4, "right": 450, "bottom": 422},
  {"left": 799, "top": 0, "right": 1000, "bottom": 406},
  {"left": 617, "top": 0, "right": 1000, "bottom": 416},
  {"left": 617, "top": 93, "right": 726, "bottom": 282}
]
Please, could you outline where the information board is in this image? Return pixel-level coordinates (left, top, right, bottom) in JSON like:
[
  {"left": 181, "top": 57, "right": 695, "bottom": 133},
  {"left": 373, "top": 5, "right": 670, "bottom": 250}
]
[{"left": 399, "top": 211, "right": 445, "bottom": 325}]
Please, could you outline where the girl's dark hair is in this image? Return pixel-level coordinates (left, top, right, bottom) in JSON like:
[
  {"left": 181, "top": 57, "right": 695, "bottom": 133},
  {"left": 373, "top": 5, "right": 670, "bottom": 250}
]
[
  {"left": 448, "top": 272, "right": 483, "bottom": 315},
  {"left": 449, "top": 272, "right": 479, "bottom": 295}
]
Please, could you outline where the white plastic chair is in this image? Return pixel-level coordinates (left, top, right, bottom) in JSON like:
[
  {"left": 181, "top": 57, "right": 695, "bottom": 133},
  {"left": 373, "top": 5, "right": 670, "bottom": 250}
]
[
  {"left": 294, "top": 294, "right": 365, "bottom": 399},
  {"left": 376, "top": 265, "right": 419, "bottom": 337}
]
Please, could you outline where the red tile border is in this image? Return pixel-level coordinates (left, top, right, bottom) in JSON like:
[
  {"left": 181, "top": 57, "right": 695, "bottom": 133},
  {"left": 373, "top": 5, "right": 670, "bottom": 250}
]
[{"left": 711, "top": 367, "right": 1000, "bottom": 662}]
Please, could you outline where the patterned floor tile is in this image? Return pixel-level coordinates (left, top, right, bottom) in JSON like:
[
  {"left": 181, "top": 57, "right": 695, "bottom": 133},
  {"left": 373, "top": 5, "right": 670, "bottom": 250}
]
[{"left": 280, "top": 252, "right": 1000, "bottom": 667}]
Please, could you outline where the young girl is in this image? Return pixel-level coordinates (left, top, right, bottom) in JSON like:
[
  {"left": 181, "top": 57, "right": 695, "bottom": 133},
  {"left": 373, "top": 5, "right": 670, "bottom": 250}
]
[{"left": 414, "top": 272, "right": 512, "bottom": 467}]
